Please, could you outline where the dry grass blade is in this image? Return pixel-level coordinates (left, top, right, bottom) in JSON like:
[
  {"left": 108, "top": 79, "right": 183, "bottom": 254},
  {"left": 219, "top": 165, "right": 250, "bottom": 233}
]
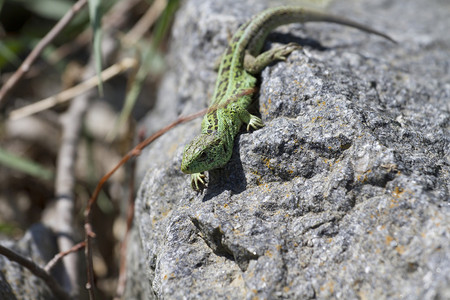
[
  {"left": 124, "top": 0, "right": 168, "bottom": 45},
  {"left": 0, "top": 0, "right": 88, "bottom": 104},
  {"left": 9, "top": 57, "right": 137, "bottom": 121}
]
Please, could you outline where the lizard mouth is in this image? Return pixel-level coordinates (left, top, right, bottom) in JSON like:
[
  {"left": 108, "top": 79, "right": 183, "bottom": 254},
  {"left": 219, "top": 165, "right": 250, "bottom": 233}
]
[{"left": 180, "top": 164, "right": 190, "bottom": 174}]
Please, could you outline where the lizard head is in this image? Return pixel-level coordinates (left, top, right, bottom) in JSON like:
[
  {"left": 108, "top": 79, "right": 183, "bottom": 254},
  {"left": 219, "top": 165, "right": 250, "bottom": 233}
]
[{"left": 181, "top": 132, "right": 232, "bottom": 174}]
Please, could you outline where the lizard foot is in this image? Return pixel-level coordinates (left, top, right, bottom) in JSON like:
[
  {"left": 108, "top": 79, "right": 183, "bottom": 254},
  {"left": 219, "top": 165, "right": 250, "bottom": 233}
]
[
  {"left": 247, "top": 114, "right": 264, "bottom": 131},
  {"left": 271, "top": 42, "right": 302, "bottom": 61},
  {"left": 191, "top": 172, "right": 206, "bottom": 191},
  {"left": 244, "top": 42, "right": 302, "bottom": 74}
]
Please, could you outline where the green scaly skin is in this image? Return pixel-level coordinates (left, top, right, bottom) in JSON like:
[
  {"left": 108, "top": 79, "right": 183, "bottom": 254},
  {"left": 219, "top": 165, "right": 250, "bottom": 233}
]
[{"left": 181, "top": 6, "right": 394, "bottom": 191}]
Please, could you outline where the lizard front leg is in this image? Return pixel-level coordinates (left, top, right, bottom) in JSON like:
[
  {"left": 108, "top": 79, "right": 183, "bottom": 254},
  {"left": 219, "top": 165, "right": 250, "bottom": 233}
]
[
  {"left": 244, "top": 42, "right": 302, "bottom": 75},
  {"left": 230, "top": 103, "right": 264, "bottom": 131}
]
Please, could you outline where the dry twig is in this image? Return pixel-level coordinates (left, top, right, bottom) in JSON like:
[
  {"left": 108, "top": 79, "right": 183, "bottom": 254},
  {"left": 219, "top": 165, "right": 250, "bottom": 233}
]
[
  {"left": 0, "top": 0, "right": 88, "bottom": 104},
  {"left": 114, "top": 141, "right": 137, "bottom": 299},
  {"left": 84, "top": 108, "right": 207, "bottom": 296},
  {"left": 9, "top": 57, "right": 137, "bottom": 120},
  {"left": 0, "top": 244, "right": 71, "bottom": 300},
  {"left": 124, "top": 0, "right": 168, "bottom": 45},
  {"left": 44, "top": 241, "right": 86, "bottom": 273}
]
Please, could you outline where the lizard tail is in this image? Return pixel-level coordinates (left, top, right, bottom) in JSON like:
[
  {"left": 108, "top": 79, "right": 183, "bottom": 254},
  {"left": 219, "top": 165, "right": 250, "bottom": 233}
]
[
  {"left": 244, "top": 6, "right": 396, "bottom": 55},
  {"left": 294, "top": 8, "right": 396, "bottom": 43}
]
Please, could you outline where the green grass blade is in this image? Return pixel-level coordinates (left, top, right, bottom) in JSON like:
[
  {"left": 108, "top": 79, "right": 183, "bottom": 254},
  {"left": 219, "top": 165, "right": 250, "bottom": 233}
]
[
  {"left": 0, "top": 148, "right": 54, "bottom": 180},
  {"left": 18, "top": 0, "right": 74, "bottom": 20},
  {"left": 0, "top": 41, "right": 22, "bottom": 68}
]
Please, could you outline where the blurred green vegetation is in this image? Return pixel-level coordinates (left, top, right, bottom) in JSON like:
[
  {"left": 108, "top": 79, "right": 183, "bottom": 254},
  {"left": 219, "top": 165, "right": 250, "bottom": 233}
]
[
  {"left": 0, "top": 0, "right": 180, "bottom": 173},
  {"left": 0, "top": 2, "right": 181, "bottom": 297},
  {"left": 0, "top": 0, "right": 120, "bottom": 72},
  {"left": 0, "top": 147, "right": 54, "bottom": 180}
]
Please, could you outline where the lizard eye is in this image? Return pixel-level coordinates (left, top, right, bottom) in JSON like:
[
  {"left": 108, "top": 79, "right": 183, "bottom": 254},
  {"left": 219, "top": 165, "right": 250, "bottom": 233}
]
[{"left": 199, "top": 152, "right": 208, "bottom": 160}]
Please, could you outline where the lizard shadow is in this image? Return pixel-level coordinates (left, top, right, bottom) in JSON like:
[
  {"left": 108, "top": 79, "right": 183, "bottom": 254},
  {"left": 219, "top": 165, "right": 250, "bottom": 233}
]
[
  {"left": 200, "top": 33, "right": 336, "bottom": 202},
  {"left": 202, "top": 139, "right": 248, "bottom": 201},
  {"left": 267, "top": 32, "right": 328, "bottom": 51},
  {"left": 268, "top": 31, "right": 376, "bottom": 52}
]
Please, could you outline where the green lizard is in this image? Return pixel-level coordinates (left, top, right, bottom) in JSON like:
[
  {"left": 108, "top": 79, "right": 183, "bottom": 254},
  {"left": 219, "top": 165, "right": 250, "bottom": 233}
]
[{"left": 181, "top": 6, "right": 394, "bottom": 191}]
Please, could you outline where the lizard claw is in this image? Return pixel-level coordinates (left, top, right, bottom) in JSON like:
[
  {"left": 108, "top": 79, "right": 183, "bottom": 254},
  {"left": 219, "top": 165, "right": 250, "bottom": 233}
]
[
  {"left": 191, "top": 172, "right": 206, "bottom": 191},
  {"left": 247, "top": 114, "right": 264, "bottom": 131},
  {"left": 273, "top": 42, "right": 302, "bottom": 61}
]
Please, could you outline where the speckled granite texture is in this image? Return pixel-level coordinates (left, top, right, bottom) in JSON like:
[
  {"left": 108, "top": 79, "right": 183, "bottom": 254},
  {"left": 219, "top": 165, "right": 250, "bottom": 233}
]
[{"left": 127, "top": 0, "right": 449, "bottom": 299}]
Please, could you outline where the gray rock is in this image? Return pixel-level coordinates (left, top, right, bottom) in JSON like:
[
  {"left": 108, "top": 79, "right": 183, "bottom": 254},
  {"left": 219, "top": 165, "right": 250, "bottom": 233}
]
[
  {"left": 129, "top": 0, "right": 450, "bottom": 299},
  {"left": 0, "top": 224, "right": 66, "bottom": 300}
]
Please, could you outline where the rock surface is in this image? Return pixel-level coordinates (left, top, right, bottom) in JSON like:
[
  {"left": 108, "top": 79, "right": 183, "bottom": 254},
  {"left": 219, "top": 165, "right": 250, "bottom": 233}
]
[
  {"left": 0, "top": 224, "right": 65, "bottom": 300},
  {"left": 128, "top": 0, "right": 450, "bottom": 299}
]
